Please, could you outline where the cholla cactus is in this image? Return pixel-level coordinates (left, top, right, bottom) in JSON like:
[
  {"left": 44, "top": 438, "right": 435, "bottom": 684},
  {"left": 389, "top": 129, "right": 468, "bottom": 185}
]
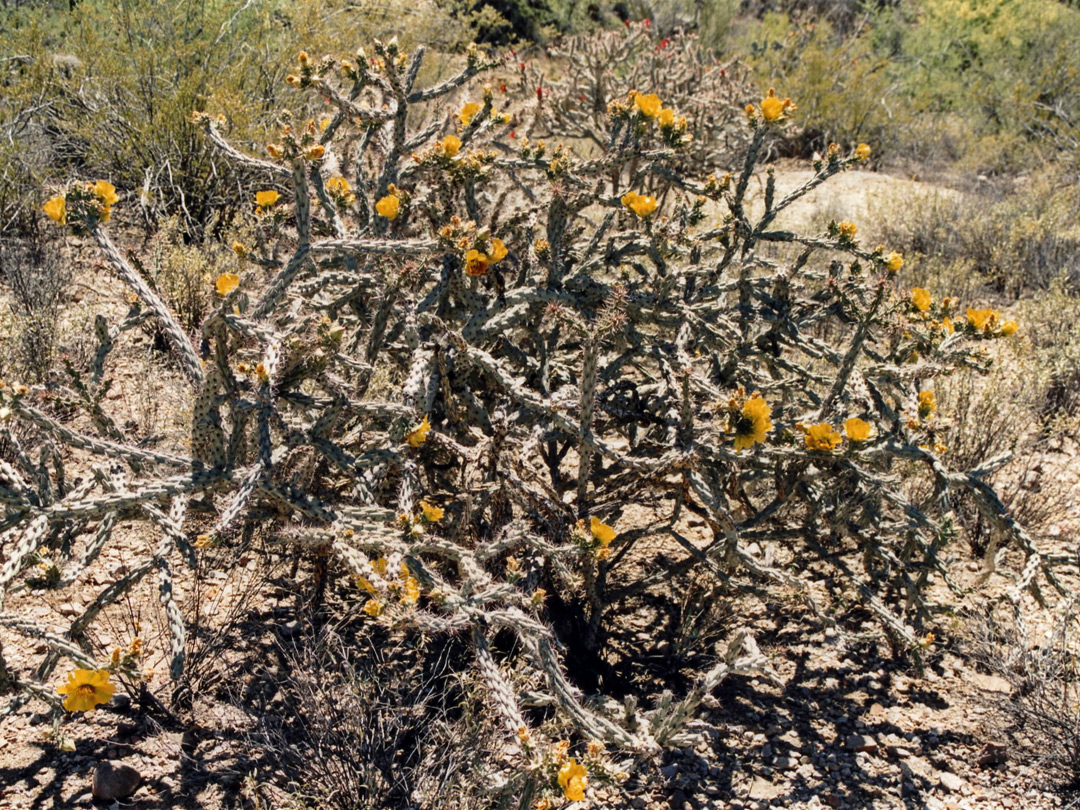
[
  {"left": 529, "top": 21, "right": 750, "bottom": 181},
  {"left": 0, "top": 26, "right": 1069, "bottom": 801}
]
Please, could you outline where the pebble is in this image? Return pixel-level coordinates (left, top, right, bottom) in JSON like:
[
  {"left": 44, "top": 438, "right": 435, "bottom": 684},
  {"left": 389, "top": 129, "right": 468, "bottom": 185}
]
[
  {"left": 846, "top": 734, "right": 878, "bottom": 754},
  {"left": 92, "top": 760, "right": 142, "bottom": 801},
  {"left": 940, "top": 772, "right": 965, "bottom": 793}
]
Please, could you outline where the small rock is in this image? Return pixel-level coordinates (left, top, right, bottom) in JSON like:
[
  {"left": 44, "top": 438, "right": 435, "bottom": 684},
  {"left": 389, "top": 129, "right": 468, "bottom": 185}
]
[
  {"left": 846, "top": 734, "right": 878, "bottom": 754},
  {"left": 938, "top": 772, "right": 965, "bottom": 793},
  {"left": 975, "top": 741, "right": 1008, "bottom": 768},
  {"left": 92, "top": 760, "right": 142, "bottom": 801},
  {"left": 106, "top": 692, "right": 131, "bottom": 713}
]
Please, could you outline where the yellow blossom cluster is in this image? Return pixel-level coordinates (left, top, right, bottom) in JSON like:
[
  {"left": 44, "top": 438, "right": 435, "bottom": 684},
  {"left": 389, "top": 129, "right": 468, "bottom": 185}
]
[
  {"left": 746, "top": 88, "right": 796, "bottom": 123},
  {"left": 465, "top": 237, "right": 508, "bottom": 276},
  {"left": 797, "top": 418, "right": 876, "bottom": 451},
  {"left": 620, "top": 191, "right": 658, "bottom": 218},
  {"left": 580, "top": 516, "right": 616, "bottom": 560},
  {"left": 356, "top": 555, "right": 423, "bottom": 615},
  {"left": 326, "top": 176, "right": 356, "bottom": 207},
  {"left": 43, "top": 180, "right": 119, "bottom": 228},
  {"left": 966, "top": 307, "right": 1018, "bottom": 337}
]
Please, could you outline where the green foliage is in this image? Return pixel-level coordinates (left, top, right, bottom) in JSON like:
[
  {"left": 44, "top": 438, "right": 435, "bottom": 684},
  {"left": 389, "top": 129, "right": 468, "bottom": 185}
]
[
  {"left": 732, "top": 11, "right": 903, "bottom": 155},
  {"left": 732, "top": 0, "right": 1080, "bottom": 168},
  {"left": 0, "top": 0, "right": 470, "bottom": 238},
  {"left": 441, "top": 0, "right": 615, "bottom": 43}
]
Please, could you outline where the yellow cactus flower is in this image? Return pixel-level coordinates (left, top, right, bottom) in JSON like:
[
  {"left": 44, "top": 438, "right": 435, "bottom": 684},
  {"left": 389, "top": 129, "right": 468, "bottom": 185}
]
[
  {"left": 232, "top": 242, "right": 246, "bottom": 257},
  {"left": 255, "top": 362, "right": 269, "bottom": 382},
  {"left": 633, "top": 92, "right": 663, "bottom": 119},
  {"left": 305, "top": 145, "right": 325, "bottom": 160},
  {"left": 92, "top": 180, "right": 119, "bottom": 206},
  {"left": 966, "top": 307, "right": 999, "bottom": 332},
  {"left": 327, "top": 176, "right": 351, "bottom": 195},
  {"left": 855, "top": 143, "right": 871, "bottom": 161},
  {"left": 255, "top": 190, "right": 280, "bottom": 208},
  {"left": 401, "top": 575, "right": 421, "bottom": 605},
  {"left": 420, "top": 500, "right": 444, "bottom": 522},
  {"left": 885, "top": 251, "right": 904, "bottom": 273},
  {"left": 216, "top": 273, "right": 240, "bottom": 296},
  {"left": 804, "top": 423, "right": 842, "bottom": 451},
  {"left": 376, "top": 194, "right": 400, "bottom": 220},
  {"left": 354, "top": 575, "right": 377, "bottom": 595},
  {"left": 621, "top": 191, "right": 658, "bottom": 218},
  {"left": 838, "top": 221, "right": 857, "bottom": 241},
  {"left": 918, "top": 390, "right": 935, "bottom": 419},
  {"left": 558, "top": 759, "right": 588, "bottom": 801},
  {"left": 465, "top": 249, "right": 489, "bottom": 276},
  {"left": 942, "top": 316, "right": 954, "bottom": 335},
  {"left": 761, "top": 96, "right": 784, "bottom": 121},
  {"left": 459, "top": 102, "right": 483, "bottom": 127},
  {"left": 194, "top": 534, "right": 216, "bottom": 549},
  {"left": 439, "top": 135, "right": 461, "bottom": 158},
  {"left": 362, "top": 599, "right": 384, "bottom": 617},
  {"left": 1000, "top": 320, "right": 1018, "bottom": 336},
  {"left": 732, "top": 394, "right": 772, "bottom": 451},
  {"left": 43, "top": 196, "right": 66, "bottom": 224},
  {"left": 844, "top": 417, "right": 873, "bottom": 442},
  {"left": 266, "top": 143, "right": 284, "bottom": 158},
  {"left": 57, "top": 669, "right": 115, "bottom": 713},
  {"left": 657, "top": 108, "right": 676, "bottom": 127},
  {"left": 911, "top": 288, "right": 931, "bottom": 312},
  {"left": 590, "top": 517, "right": 616, "bottom": 546},
  {"left": 405, "top": 415, "right": 431, "bottom": 447},
  {"left": 488, "top": 237, "right": 508, "bottom": 263},
  {"left": 759, "top": 88, "right": 794, "bottom": 122}
]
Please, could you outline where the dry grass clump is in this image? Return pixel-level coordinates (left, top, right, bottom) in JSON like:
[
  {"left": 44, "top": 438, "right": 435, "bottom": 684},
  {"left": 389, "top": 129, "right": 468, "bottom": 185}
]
[{"left": 966, "top": 601, "right": 1080, "bottom": 783}]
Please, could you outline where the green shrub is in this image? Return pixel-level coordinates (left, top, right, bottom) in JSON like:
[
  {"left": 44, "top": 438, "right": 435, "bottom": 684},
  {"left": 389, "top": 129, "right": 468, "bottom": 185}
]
[
  {"left": 0, "top": 0, "right": 471, "bottom": 239},
  {"left": 731, "top": 0, "right": 1080, "bottom": 169}
]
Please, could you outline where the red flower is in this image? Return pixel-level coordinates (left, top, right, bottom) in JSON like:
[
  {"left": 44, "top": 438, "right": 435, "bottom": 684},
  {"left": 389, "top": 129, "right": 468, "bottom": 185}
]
[
  {"left": 660, "top": 38, "right": 669, "bottom": 49},
  {"left": 500, "top": 83, "right": 507, "bottom": 92},
  {"left": 643, "top": 18, "right": 651, "bottom": 26},
  {"left": 510, "top": 130, "right": 516, "bottom": 138},
  {"left": 536, "top": 86, "right": 543, "bottom": 100},
  {"left": 519, "top": 62, "right": 526, "bottom": 72}
]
